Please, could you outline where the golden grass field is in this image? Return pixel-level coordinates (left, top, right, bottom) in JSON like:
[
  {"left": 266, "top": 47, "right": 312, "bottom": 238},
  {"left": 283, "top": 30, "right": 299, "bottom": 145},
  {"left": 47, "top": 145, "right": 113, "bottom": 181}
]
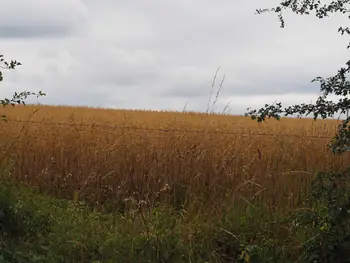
[{"left": 0, "top": 104, "right": 349, "bottom": 214}]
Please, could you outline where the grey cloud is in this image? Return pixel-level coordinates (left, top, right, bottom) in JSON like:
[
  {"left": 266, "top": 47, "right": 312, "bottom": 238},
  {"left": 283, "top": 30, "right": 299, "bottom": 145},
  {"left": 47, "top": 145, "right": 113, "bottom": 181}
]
[
  {"left": 0, "top": 0, "right": 88, "bottom": 38},
  {"left": 0, "top": 0, "right": 348, "bottom": 114},
  {"left": 67, "top": 49, "right": 163, "bottom": 90},
  {"left": 161, "top": 82, "right": 213, "bottom": 98},
  {"left": 0, "top": 25, "right": 74, "bottom": 38},
  {"left": 226, "top": 70, "right": 321, "bottom": 96},
  {"left": 159, "top": 65, "right": 321, "bottom": 99}
]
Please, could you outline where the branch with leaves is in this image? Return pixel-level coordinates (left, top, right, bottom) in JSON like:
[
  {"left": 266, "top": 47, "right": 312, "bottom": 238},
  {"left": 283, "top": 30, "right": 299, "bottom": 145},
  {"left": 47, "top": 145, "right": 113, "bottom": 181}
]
[
  {"left": 0, "top": 55, "right": 45, "bottom": 110},
  {"left": 246, "top": 0, "right": 350, "bottom": 154}
]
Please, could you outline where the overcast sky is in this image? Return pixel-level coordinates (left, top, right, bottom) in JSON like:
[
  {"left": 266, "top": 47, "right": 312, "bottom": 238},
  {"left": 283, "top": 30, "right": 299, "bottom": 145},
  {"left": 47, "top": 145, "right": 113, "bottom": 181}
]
[{"left": 0, "top": 0, "right": 349, "bottom": 114}]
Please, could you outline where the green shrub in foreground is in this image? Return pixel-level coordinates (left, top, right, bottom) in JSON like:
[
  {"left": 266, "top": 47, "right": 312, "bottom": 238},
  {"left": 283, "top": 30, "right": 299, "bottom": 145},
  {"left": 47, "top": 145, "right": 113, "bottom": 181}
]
[
  {"left": 6, "top": 171, "right": 350, "bottom": 263},
  {"left": 291, "top": 167, "right": 350, "bottom": 263},
  {"left": 0, "top": 181, "right": 300, "bottom": 263}
]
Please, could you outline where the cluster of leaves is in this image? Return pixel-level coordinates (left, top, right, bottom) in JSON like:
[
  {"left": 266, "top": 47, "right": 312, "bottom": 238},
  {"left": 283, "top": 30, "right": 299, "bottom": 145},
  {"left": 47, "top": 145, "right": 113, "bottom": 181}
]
[
  {"left": 246, "top": 0, "right": 350, "bottom": 154},
  {"left": 291, "top": 167, "right": 350, "bottom": 262},
  {"left": 0, "top": 183, "right": 53, "bottom": 263},
  {"left": 0, "top": 55, "right": 21, "bottom": 81},
  {"left": 0, "top": 55, "right": 45, "bottom": 110}
]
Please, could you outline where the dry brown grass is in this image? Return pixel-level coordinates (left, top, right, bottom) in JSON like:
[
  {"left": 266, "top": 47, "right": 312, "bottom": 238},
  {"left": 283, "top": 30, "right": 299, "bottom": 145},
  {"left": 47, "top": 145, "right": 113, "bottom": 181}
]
[{"left": 0, "top": 104, "right": 348, "bottom": 214}]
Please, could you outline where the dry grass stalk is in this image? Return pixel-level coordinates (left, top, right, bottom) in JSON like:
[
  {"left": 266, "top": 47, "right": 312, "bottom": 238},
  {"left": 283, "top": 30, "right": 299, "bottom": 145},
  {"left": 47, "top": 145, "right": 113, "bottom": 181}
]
[{"left": 0, "top": 104, "right": 348, "bottom": 214}]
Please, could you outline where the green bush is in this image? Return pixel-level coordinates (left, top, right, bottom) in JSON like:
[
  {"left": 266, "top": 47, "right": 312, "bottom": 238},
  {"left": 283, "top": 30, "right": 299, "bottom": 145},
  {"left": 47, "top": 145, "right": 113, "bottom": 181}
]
[{"left": 292, "top": 167, "right": 350, "bottom": 262}]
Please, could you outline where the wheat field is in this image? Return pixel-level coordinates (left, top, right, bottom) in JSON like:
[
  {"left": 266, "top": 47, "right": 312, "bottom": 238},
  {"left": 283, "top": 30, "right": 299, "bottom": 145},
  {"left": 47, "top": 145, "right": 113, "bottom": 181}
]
[{"left": 0, "top": 104, "right": 348, "bottom": 214}]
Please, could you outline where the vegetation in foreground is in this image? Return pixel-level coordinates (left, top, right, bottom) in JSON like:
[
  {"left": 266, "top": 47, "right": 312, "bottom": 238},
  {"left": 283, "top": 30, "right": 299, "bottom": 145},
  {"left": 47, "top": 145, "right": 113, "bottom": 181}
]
[
  {"left": 2, "top": 166, "right": 350, "bottom": 262},
  {"left": 1, "top": 179, "right": 289, "bottom": 263}
]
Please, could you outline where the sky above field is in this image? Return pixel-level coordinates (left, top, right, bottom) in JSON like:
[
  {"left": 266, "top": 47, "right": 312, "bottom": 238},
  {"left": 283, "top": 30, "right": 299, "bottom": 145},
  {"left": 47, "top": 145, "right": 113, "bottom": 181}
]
[{"left": 0, "top": 0, "right": 349, "bottom": 115}]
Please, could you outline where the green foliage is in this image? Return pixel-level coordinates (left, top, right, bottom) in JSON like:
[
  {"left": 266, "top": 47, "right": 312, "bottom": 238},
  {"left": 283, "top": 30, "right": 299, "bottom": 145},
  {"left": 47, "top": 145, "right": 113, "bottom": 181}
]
[
  {"left": 11, "top": 170, "right": 350, "bottom": 262},
  {"left": 0, "top": 55, "right": 45, "bottom": 111},
  {"left": 0, "top": 183, "right": 53, "bottom": 263},
  {"left": 291, "top": 167, "right": 350, "bottom": 262},
  {"left": 246, "top": 0, "right": 350, "bottom": 154},
  {"left": 0, "top": 181, "right": 306, "bottom": 263},
  {"left": 0, "top": 55, "right": 21, "bottom": 82}
]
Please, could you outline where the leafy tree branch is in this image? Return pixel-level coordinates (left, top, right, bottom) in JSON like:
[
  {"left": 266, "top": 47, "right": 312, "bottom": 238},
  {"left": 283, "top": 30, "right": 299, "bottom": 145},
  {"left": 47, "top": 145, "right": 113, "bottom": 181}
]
[
  {"left": 246, "top": 0, "right": 350, "bottom": 154},
  {"left": 0, "top": 55, "right": 45, "bottom": 109}
]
